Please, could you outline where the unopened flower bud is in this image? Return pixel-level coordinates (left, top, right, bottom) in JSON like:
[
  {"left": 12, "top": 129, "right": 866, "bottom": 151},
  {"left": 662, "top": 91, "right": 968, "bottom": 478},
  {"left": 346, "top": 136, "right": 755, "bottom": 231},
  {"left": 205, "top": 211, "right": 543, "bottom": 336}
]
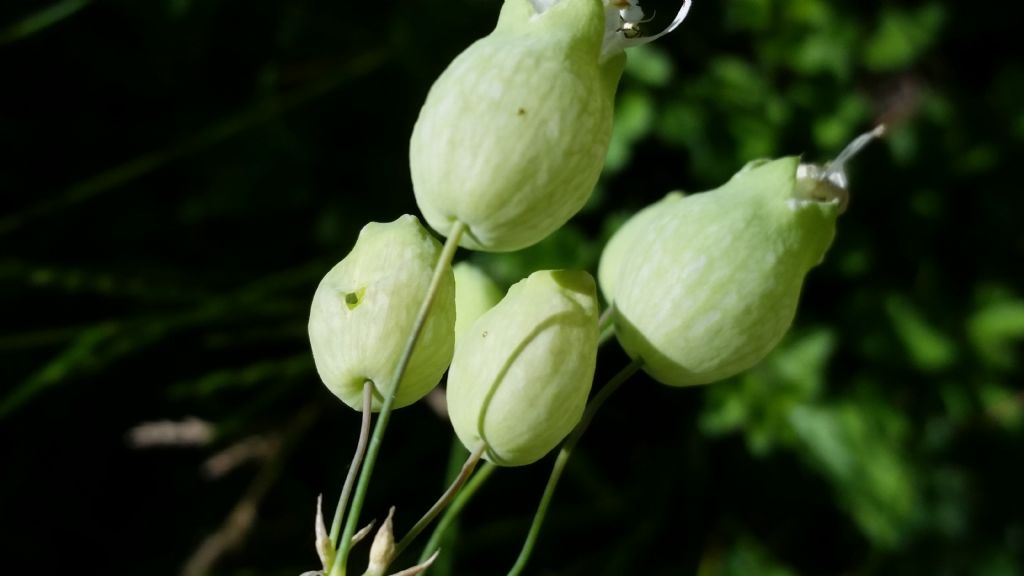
[
  {"left": 447, "top": 270, "right": 599, "bottom": 466},
  {"left": 599, "top": 127, "right": 883, "bottom": 386},
  {"left": 453, "top": 262, "right": 503, "bottom": 341},
  {"left": 308, "top": 215, "right": 456, "bottom": 410},
  {"left": 314, "top": 495, "right": 333, "bottom": 571},
  {"left": 365, "top": 507, "right": 396, "bottom": 576}
]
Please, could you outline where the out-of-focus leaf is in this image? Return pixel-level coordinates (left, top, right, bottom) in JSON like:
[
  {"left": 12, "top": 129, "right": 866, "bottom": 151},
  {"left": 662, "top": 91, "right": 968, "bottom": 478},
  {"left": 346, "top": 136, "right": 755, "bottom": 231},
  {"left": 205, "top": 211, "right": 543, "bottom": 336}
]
[
  {"left": 623, "top": 44, "right": 673, "bottom": 87},
  {"left": 723, "top": 0, "right": 773, "bottom": 32},
  {"left": 969, "top": 298, "right": 1024, "bottom": 370},
  {"left": 729, "top": 114, "right": 778, "bottom": 163},
  {"left": 837, "top": 246, "right": 871, "bottom": 278},
  {"left": 168, "top": 355, "right": 314, "bottom": 399},
  {"left": 0, "top": 0, "right": 90, "bottom": 45},
  {"left": 955, "top": 144, "right": 1000, "bottom": 175},
  {"left": 704, "top": 325, "right": 918, "bottom": 547},
  {"left": 980, "top": 383, "right": 1024, "bottom": 430},
  {"left": 700, "top": 329, "right": 835, "bottom": 454},
  {"left": 0, "top": 323, "right": 120, "bottom": 418},
  {"left": 0, "top": 261, "right": 207, "bottom": 303},
  {"left": 863, "top": 5, "right": 946, "bottom": 72},
  {"left": 606, "top": 89, "right": 656, "bottom": 173},
  {"left": 939, "top": 381, "right": 974, "bottom": 425},
  {"left": 697, "top": 536, "right": 798, "bottom": 576},
  {"left": 910, "top": 188, "right": 944, "bottom": 220},
  {"left": 790, "top": 26, "right": 857, "bottom": 79},
  {"left": 925, "top": 467, "right": 970, "bottom": 539},
  {"left": 783, "top": 0, "right": 832, "bottom": 28},
  {"left": 789, "top": 400, "right": 918, "bottom": 548},
  {"left": 656, "top": 99, "right": 705, "bottom": 149},
  {"left": 975, "top": 549, "right": 1021, "bottom": 576},
  {"left": 812, "top": 94, "right": 871, "bottom": 152},
  {"left": 708, "top": 57, "right": 769, "bottom": 109},
  {"left": 885, "top": 121, "right": 919, "bottom": 165},
  {"left": 886, "top": 295, "right": 957, "bottom": 372}
]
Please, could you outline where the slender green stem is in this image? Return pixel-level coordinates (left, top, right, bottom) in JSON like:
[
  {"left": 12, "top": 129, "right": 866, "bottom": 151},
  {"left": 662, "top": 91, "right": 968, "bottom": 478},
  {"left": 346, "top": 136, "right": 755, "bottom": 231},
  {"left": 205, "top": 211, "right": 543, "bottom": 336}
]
[
  {"left": 507, "top": 359, "right": 644, "bottom": 576},
  {"left": 566, "top": 359, "right": 643, "bottom": 449},
  {"left": 420, "top": 440, "right": 469, "bottom": 576},
  {"left": 506, "top": 450, "right": 569, "bottom": 576},
  {"left": 391, "top": 444, "right": 486, "bottom": 564},
  {"left": 331, "top": 222, "right": 466, "bottom": 576},
  {"left": 329, "top": 381, "right": 374, "bottom": 547},
  {"left": 442, "top": 440, "right": 470, "bottom": 487},
  {"left": 597, "top": 303, "right": 616, "bottom": 347},
  {"left": 597, "top": 303, "right": 615, "bottom": 333},
  {"left": 419, "top": 461, "right": 498, "bottom": 566}
]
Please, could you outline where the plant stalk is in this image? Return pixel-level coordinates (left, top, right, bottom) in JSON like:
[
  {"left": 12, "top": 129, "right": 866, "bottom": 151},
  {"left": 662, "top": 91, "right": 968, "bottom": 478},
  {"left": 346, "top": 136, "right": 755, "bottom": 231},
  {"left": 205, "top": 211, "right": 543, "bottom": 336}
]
[
  {"left": 331, "top": 222, "right": 465, "bottom": 576},
  {"left": 506, "top": 359, "right": 643, "bottom": 576},
  {"left": 418, "top": 461, "right": 498, "bottom": 566},
  {"left": 329, "top": 380, "right": 375, "bottom": 548},
  {"left": 391, "top": 444, "right": 486, "bottom": 564}
]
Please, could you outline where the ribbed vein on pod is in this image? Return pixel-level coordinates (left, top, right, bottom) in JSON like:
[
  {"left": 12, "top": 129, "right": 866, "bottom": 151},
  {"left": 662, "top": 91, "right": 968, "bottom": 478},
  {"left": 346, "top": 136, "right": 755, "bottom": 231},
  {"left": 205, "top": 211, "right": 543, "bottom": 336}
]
[{"left": 529, "top": 0, "right": 561, "bottom": 14}]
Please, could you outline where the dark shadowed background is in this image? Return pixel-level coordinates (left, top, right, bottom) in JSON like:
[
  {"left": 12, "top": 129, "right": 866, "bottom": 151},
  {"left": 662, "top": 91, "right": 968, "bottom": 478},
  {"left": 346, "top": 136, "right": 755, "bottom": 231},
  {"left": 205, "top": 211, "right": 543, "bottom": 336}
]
[{"left": 2, "top": 0, "right": 1023, "bottom": 574}]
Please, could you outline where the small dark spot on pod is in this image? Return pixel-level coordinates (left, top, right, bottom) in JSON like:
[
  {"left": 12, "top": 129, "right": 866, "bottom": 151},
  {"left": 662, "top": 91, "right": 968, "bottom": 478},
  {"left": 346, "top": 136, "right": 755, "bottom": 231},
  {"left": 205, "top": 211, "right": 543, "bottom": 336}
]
[
  {"left": 344, "top": 287, "right": 366, "bottom": 310},
  {"left": 517, "top": 108, "right": 526, "bottom": 116}
]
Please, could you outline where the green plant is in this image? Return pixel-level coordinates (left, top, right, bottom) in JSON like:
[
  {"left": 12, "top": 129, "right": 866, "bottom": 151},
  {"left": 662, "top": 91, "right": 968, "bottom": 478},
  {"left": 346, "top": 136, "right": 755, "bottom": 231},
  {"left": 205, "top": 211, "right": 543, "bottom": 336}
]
[
  {"left": 301, "top": 2, "right": 898, "bottom": 575},
  {"left": 15, "top": 0, "right": 1017, "bottom": 574}
]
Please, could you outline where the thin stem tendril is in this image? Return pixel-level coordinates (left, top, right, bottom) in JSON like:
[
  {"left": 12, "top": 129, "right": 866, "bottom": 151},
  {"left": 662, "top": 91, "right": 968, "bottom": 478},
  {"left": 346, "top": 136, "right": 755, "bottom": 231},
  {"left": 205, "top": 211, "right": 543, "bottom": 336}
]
[{"left": 330, "top": 222, "right": 466, "bottom": 576}]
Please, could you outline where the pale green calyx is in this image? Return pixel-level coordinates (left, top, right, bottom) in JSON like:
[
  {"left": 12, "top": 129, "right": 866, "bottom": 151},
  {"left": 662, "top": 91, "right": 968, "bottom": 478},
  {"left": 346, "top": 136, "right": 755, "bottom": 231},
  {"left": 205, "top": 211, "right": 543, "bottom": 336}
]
[
  {"left": 600, "top": 157, "right": 840, "bottom": 387},
  {"left": 308, "top": 215, "right": 456, "bottom": 411},
  {"left": 447, "top": 270, "right": 599, "bottom": 466},
  {"left": 600, "top": 126, "right": 885, "bottom": 386},
  {"left": 597, "top": 191, "right": 684, "bottom": 305},
  {"left": 453, "top": 262, "right": 503, "bottom": 342},
  {"left": 411, "top": 0, "right": 691, "bottom": 252},
  {"left": 411, "top": 0, "right": 619, "bottom": 252}
]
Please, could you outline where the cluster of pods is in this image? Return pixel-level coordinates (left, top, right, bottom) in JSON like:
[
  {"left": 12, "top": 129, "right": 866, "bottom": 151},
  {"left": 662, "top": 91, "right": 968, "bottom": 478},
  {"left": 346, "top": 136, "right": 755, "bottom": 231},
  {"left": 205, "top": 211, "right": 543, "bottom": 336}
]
[{"left": 310, "top": 0, "right": 874, "bottom": 477}]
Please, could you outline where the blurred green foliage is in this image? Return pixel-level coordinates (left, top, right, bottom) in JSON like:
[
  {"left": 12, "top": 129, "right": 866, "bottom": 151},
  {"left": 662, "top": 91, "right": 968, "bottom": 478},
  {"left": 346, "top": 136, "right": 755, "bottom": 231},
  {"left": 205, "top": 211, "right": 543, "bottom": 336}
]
[{"left": 1, "top": 0, "right": 1021, "bottom": 575}]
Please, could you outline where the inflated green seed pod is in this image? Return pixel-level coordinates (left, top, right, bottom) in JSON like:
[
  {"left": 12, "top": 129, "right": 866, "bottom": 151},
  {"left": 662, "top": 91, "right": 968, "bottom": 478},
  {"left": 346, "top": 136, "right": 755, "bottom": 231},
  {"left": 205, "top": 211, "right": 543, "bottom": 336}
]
[
  {"left": 308, "top": 215, "right": 456, "bottom": 410},
  {"left": 447, "top": 270, "right": 599, "bottom": 466},
  {"left": 453, "top": 262, "right": 503, "bottom": 341},
  {"left": 601, "top": 157, "right": 840, "bottom": 387},
  {"left": 597, "top": 192, "right": 684, "bottom": 305},
  {"left": 410, "top": 0, "right": 626, "bottom": 252}
]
